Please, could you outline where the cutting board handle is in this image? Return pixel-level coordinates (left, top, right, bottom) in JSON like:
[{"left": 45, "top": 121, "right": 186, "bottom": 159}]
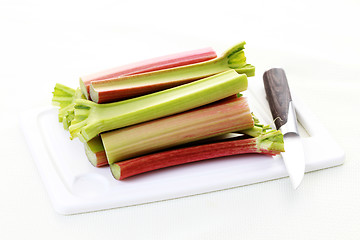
[{"left": 263, "top": 68, "right": 292, "bottom": 130}]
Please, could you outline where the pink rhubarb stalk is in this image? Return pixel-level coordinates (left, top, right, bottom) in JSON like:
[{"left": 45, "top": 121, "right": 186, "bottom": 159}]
[
  {"left": 80, "top": 47, "right": 217, "bottom": 99},
  {"left": 110, "top": 130, "right": 284, "bottom": 180}
]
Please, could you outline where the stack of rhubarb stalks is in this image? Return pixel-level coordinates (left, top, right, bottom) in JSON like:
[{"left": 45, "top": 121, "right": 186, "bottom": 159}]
[{"left": 52, "top": 41, "right": 284, "bottom": 180}]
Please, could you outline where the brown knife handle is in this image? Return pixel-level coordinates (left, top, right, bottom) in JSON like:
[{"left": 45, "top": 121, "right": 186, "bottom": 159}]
[{"left": 263, "top": 68, "right": 292, "bottom": 130}]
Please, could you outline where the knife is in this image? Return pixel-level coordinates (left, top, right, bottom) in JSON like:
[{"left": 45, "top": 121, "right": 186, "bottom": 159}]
[{"left": 263, "top": 68, "right": 305, "bottom": 189}]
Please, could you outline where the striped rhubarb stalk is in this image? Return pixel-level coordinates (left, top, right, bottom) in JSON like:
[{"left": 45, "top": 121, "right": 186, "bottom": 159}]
[
  {"left": 109, "top": 130, "right": 284, "bottom": 180},
  {"left": 68, "top": 70, "right": 248, "bottom": 142},
  {"left": 89, "top": 41, "right": 255, "bottom": 103},
  {"left": 101, "top": 96, "right": 254, "bottom": 164},
  {"left": 80, "top": 47, "right": 217, "bottom": 99}
]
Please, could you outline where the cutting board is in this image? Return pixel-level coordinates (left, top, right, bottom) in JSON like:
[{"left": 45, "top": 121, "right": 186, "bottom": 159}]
[{"left": 20, "top": 75, "right": 345, "bottom": 215}]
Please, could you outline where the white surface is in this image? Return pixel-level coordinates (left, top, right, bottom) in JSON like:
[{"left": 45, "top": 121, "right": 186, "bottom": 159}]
[
  {"left": 20, "top": 77, "right": 344, "bottom": 215},
  {"left": 1, "top": 0, "right": 359, "bottom": 239}
]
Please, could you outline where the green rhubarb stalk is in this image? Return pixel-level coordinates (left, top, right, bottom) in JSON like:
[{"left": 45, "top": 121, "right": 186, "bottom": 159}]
[
  {"left": 89, "top": 41, "right": 255, "bottom": 103},
  {"left": 101, "top": 96, "right": 254, "bottom": 164},
  {"left": 68, "top": 69, "right": 248, "bottom": 142},
  {"left": 110, "top": 130, "right": 284, "bottom": 180},
  {"left": 84, "top": 136, "right": 107, "bottom": 167}
]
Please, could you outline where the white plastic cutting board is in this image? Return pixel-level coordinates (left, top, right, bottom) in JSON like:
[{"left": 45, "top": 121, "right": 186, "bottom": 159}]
[{"left": 20, "top": 76, "right": 345, "bottom": 215}]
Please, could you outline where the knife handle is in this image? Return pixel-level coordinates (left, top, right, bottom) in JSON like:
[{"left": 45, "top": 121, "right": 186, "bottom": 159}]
[{"left": 263, "top": 68, "right": 292, "bottom": 130}]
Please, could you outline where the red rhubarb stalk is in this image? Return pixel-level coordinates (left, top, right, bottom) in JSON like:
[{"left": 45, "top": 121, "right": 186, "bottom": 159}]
[
  {"left": 80, "top": 47, "right": 217, "bottom": 99},
  {"left": 110, "top": 130, "right": 284, "bottom": 180}
]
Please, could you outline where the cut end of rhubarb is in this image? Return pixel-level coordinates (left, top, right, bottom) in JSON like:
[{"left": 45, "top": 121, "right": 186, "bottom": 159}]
[
  {"left": 84, "top": 145, "right": 108, "bottom": 167},
  {"left": 84, "top": 136, "right": 108, "bottom": 167},
  {"left": 89, "top": 84, "right": 100, "bottom": 103},
  {"left": 110, "top": 164, "right": 121, "bottom": 180},
  {"left": 79, "top": 78, "right": 90, "bottom": 100},
  {"left": 85, "top": 143, "right": 99, "bottom": 167}
]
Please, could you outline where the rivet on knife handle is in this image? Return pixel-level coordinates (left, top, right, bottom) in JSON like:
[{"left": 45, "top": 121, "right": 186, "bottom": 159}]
[{"left": 263, "top": 68, "right": 292, "bottom": 130}]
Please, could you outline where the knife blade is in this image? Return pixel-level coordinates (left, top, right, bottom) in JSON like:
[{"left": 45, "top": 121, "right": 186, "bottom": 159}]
[{"left": 263, "top": 68, "right": 305, "bottom": 189}]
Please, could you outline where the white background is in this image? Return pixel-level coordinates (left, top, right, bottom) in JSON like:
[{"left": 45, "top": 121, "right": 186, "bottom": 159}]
[{"left": 1, "top": 0, "right": 359, "bottom": 239}]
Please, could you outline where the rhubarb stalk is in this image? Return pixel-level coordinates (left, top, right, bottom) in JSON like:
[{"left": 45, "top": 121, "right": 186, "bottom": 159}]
[
  {"left": 80, "top": 47, "right": 217, "bottom": 99},
  {"left": 89, "top": 41, "right": 255, "bottom": 103},
  {"left": 110, "top": 130, "right": 284, "bottom": 180},
  {"left": 68, "top": 69, "right": 248, "bottom": 142},
  {"left": 101, "top": 96, "right": 254, "bottom": 164}
]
